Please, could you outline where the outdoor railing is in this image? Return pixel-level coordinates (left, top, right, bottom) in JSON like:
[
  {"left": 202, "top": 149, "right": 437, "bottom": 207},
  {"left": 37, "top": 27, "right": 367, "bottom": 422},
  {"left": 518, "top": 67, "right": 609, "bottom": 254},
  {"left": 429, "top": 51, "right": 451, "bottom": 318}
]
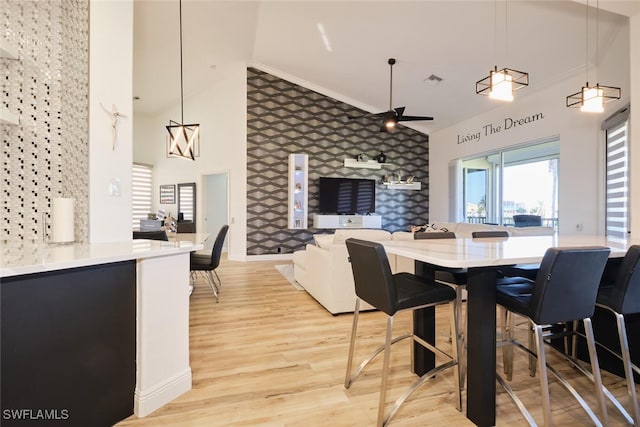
[{"left": 466, "top": 216, "right": 559, "bottom": 231}]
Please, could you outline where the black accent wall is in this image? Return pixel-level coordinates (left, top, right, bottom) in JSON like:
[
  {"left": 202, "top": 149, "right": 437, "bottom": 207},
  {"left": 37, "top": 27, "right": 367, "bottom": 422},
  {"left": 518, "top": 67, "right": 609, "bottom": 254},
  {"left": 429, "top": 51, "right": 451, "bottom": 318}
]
[{"left": 246, "top": 68, "right": 429, "bottom": 255}]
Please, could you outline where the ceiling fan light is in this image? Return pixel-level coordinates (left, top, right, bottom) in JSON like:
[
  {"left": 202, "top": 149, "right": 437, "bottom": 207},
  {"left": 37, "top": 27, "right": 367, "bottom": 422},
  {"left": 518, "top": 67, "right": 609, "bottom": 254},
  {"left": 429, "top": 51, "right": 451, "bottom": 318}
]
[{"left": 488, "top": 70, "right": 514, "bottom": 101}]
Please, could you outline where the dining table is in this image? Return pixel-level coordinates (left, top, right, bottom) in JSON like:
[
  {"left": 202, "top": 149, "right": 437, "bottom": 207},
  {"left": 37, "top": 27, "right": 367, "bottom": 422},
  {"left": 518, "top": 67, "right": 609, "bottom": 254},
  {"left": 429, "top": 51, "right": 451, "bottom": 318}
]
[
  {"left": 168, "top": 232, "right": 210, "bottom": 245},
  {"left": 382, "top": 234, "right": 634, "bottom": 427}
]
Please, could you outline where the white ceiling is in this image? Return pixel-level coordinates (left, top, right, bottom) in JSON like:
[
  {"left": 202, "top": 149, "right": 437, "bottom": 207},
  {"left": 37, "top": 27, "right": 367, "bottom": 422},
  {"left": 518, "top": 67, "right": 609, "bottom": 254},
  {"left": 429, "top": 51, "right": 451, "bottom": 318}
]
[{"left": 133, "top": 0, "right": 638, "bottom": 133}]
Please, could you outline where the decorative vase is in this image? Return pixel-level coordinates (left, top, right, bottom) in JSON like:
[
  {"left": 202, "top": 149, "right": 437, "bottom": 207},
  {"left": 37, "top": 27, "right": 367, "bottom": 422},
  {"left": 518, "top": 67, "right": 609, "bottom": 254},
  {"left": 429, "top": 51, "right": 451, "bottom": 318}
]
[{"left": 376, "top": 151, "right": 387, "bottom": 163}]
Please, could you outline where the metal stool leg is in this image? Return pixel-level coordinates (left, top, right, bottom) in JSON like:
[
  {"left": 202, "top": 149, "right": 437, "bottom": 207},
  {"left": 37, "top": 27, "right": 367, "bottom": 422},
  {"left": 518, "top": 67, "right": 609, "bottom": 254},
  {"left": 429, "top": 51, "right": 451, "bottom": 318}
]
[
  {"left": 377, "top": 316, "right": 394, "bottom": 427},
  {"left": 345, "top": 299, "right": 361, "bottom": 388},
  {"left": 533, "top": 323, "right": 553, "bottom": 426},
  {"left": 584, "top": 318, "right": 609, "bottom": 426},
  {"left": 203, "top": 271, "right": 219, "bottom": 302},
  {"left": 615, "top": 313, "right": 640, "bottom": 423},
  {"left": 213, "top": 269, "right": 222, "bottom": 288}
]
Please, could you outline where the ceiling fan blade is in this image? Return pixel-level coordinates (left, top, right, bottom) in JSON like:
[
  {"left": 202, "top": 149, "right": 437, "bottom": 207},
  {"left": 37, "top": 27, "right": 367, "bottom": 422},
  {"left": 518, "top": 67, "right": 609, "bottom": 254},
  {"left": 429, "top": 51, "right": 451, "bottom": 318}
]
[
  {"left": 397, "top": 115, "right": 434, "bottom": 122},
  {"left": 348, "top": 110, "right": 394, "bottom": 120}
]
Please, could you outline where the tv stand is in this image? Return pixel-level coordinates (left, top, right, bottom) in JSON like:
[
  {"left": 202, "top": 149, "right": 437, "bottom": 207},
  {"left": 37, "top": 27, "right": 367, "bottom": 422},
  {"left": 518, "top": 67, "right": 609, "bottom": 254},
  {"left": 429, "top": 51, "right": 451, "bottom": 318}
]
[{"left": 313, "top": 214, "right": 382, "bottom": 229}]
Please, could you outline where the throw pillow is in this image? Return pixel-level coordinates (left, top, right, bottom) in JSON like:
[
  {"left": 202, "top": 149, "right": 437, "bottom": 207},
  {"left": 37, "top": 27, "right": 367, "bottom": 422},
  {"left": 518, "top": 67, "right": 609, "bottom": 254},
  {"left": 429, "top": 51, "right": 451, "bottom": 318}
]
[{"left": 313, "top": 234, "right": 334, "bottom": 249}]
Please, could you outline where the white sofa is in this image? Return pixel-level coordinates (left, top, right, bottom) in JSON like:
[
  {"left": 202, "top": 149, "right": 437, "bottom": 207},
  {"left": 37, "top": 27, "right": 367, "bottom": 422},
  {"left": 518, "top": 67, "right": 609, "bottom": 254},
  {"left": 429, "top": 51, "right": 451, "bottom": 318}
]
[
  {"left": 293, "top": 229, "right": 414, "bottom": 314},
  {"left": 293, "top": 222, "right": 554, "bottom": 314},
  {"left": 418, "top": 221, "right": 555, "bottom": 238}
]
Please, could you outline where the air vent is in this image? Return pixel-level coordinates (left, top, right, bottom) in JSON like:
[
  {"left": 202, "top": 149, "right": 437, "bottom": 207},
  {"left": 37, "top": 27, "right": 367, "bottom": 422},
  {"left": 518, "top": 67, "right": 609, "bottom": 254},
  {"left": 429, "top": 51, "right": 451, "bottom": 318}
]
[{"left": 424, "top": 74, "right": 443, "bottom": 86}]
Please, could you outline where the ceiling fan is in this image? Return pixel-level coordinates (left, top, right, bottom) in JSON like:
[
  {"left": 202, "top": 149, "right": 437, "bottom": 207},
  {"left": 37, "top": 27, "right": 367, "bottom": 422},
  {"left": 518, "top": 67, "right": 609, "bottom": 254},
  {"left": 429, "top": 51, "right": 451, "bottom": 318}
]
[{"left": 351, "top": 58, "right": 434, "bottom": 133}]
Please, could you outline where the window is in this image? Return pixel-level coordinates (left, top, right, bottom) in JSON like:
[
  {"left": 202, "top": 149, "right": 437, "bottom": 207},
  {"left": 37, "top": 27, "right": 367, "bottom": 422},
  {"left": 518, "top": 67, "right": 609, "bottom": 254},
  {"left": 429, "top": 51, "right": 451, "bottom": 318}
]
[
  {"left": 132, "top": 163, "right": 153, "bottom": 230},
  {"left": 461, "top": 139, "right": 559, "bottom": 229},
  {"left": 177, "top": 183, "right": 196, "bottom": 223},
  {"left": 604, "top": 105, "right": 630, "bottom": 239}
]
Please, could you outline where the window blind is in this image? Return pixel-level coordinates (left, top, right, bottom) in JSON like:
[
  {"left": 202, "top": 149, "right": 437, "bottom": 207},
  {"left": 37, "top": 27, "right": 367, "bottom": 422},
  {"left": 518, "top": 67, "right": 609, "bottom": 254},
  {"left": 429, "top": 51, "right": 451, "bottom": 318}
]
[
  {"left": 605, "top": 119, "right": 629, "bottom": 239},
  {"left": 132, "top": 163, "right": 153, "bottom": 230}
]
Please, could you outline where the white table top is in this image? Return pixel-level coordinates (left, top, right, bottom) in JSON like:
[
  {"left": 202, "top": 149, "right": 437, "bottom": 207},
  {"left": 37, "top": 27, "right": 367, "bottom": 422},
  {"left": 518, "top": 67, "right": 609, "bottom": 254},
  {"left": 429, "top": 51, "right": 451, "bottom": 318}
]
[
  {"left": 383, "top": 235, "right": 634, "bottom": 269},
  {"left": 0, "top": 240, "right": 203, "bottom": 278},
  {"left": 167, "top": 232, "right": 209, "bottom": 244}
]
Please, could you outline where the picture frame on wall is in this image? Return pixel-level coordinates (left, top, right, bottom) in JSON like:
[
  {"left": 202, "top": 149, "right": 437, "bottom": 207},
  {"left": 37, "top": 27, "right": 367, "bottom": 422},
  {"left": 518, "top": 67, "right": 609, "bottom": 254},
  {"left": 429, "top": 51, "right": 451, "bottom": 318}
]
[{"left": 160, "top": 184, "right": 175, "bottom": 204}]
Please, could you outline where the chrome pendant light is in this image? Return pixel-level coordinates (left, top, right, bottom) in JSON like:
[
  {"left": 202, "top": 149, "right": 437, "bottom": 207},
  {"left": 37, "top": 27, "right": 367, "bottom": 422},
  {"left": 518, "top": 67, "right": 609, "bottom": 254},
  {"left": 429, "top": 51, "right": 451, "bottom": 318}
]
[
  {"left": 166, "top": 0, "right": 200, "bottom": 160},
  {"left": 566, "top": 0, "right": 620, "bottom": 113},
  {"left": 476, "top": 0, "right": 528, "bottom": 101}
]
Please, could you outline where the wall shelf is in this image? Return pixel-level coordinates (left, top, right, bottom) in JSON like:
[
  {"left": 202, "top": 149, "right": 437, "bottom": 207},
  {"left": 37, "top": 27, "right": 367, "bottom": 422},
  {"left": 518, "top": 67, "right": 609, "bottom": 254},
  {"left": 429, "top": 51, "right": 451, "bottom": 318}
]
[
  {"left": 383, "top": 181, "right": 421, "bottom": 190},
  {"left": 313, "top": 214, "right": 382, "bottom": 229},
  {"left": 288, "top": 153, "right": 308, "bottom": 229},
  {"left": 344, "top": 158, "right": 394, "bottom": 169}
]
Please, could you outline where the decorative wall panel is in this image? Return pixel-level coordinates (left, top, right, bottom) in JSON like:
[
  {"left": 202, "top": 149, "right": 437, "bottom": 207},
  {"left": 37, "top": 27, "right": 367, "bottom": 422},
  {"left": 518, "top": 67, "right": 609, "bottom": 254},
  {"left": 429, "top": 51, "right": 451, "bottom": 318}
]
[
  {"left": 247, "top": 68, "right": 429, "bottom": 255},
  {"left": 1, "top": 0, "right": 89, "bottom": 242}
]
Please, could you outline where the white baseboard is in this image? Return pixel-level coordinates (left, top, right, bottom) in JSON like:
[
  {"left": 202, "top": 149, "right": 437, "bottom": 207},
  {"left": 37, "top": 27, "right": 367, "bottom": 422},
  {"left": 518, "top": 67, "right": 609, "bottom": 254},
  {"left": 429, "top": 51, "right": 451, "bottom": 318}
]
[
  {"left": 245, "top": 253, "right": 294, "bottom": 262},
  {"left": 134, "top": 367, "right": 192, "bottom": 418}
]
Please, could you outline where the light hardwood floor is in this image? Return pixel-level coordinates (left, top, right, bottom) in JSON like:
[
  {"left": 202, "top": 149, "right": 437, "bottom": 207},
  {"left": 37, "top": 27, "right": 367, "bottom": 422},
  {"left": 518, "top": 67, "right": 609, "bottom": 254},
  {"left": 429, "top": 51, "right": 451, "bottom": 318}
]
[{"left": 117, "top": 257, "right": 638, "bottom": 426}]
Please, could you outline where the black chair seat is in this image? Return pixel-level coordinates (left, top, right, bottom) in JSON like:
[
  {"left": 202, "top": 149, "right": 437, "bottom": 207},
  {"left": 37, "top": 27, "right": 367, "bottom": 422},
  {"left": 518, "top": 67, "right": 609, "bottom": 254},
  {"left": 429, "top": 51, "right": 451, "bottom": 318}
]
[
  {"left": 394, "top": 272, "right": 456, "bottom": 313},
  {"left": 133, "top": 230, "right": 169, "bottom": 241},
  {"left": 435, "top": 269, "right": 467, "bottom": 285},
  {"left": 496, "top": 281, "right": 535, "bottom": 316},
  {"left": 190, "top": 253, "right": 212, "bottom": 269},
  {"left": 501, "top": 264, "right": 540, "bottom": 280},
  {"left": 597, "top": 245, "right": 640, "bottom": 315},
  {"left": 597, "top": 284, "right": 640, "bottom": 315}
]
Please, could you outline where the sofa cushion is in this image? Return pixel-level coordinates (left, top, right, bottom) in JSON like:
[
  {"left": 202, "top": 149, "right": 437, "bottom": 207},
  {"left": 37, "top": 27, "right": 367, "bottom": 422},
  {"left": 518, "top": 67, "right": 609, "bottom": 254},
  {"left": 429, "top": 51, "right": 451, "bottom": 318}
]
[
  {"left": 391, "top": 231, "right": 414, "bottom": 241},
  {"left": 509, "top": 226, "right": 554, "bottom": 236},
  {"left": 313, "top": 234, "right": 334, "bottom": 249},
  {"left": 332, "top": 229, "right": 392, "bottom": 245},
  {"left": 292, "top": 250, "right": 306, "bottom": 270}
]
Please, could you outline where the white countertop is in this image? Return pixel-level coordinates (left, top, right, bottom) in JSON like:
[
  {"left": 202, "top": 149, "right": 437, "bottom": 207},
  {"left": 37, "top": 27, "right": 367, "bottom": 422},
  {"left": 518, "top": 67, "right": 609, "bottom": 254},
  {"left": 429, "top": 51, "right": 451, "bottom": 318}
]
[{"left": 0, "top": 240, "right": 203, "bottom": 278}]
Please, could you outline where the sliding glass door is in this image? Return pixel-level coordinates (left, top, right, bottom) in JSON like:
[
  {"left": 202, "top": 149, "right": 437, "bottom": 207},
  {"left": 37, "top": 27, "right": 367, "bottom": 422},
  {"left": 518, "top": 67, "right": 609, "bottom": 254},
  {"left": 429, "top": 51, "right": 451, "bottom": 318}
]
[{"left": 461, "top": 140, "right": 559, "bottom": 229}]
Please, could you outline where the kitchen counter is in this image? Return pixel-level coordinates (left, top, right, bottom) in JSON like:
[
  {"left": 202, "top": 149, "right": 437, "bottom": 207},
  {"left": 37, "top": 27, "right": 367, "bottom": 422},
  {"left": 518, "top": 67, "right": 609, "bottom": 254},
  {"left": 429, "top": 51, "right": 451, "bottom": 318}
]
[
  {"left": 0, "top": 239, "right": 200, "bottom": 277},
  {"left": 1, "top": 239, "right": 202, "bottom": 426}
]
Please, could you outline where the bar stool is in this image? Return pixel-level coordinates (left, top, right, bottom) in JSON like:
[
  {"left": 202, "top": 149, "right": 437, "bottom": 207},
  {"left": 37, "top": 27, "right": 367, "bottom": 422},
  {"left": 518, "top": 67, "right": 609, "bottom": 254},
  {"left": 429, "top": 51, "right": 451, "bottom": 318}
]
[
  {"left": 344, "top": 238, "right": 461, "bottom": 427},
  {"left": 497, "top": 246, "right": 611, "bottom": 426},
  {"left": 190, "top": 224, "right": 228, "bottom": 301},
  {"left": 594, "top": 245, "right": 640, "bottom": 424}
]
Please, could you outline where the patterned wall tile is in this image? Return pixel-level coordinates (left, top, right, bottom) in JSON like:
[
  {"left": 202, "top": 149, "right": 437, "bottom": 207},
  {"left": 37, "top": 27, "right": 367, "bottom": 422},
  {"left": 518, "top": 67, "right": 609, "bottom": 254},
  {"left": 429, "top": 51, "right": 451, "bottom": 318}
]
[
  {"left": 1, "top": 0, "right": 89, "bottom": 242},
  {"left": 247, "top": 68, "right": 429, "bottom": 255}
]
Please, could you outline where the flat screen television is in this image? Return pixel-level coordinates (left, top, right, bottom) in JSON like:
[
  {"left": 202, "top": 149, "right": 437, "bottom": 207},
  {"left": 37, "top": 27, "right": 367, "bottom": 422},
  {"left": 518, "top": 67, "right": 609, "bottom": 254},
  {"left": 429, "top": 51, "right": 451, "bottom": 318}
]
[{"left": 318, "top": 177, "right": 376, "bottom": 215}]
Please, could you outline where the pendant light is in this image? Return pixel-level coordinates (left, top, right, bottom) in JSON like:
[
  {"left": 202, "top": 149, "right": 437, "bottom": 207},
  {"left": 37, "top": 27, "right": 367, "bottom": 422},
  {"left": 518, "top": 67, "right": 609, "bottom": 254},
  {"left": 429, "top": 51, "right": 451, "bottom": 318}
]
[
  {"left": 166, "top": 0, "right": 200, "bottom": 160},
  {"left": 566, "top": 0, "right": 620, "bottom": 113},
  {"left": 476, "top": 0, "right": 528, "bottom": 101}
]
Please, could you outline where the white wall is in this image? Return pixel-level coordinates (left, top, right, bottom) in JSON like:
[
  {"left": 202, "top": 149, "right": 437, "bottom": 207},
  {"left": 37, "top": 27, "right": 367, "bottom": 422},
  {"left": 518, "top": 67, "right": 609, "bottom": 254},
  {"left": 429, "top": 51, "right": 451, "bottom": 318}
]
[
  {"left": 429, "top": 22, "right": 630, "bottom": 236},
  {"left": 133, "top": 62, "right": 247, "bottom": 260},
  {"left": 89, "top": 0, "right": 134, "bottom": 243}
]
